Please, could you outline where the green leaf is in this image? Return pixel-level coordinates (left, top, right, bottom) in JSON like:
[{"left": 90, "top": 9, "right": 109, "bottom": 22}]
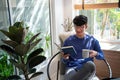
[
  {"left": 7, "top": 75, "right": 22, "bottom": 80},
  {"left": 1, "top": 39, "right": 19, "bottom": 48},
  {"left": 28, "top": 56, "right": 46, "bottom": 68},
  {"left": 28, "top": 68, "right": 36, "bottom": 74},
  {"left": 0, "top": 30, "right": 15, "bottom": 41},
  {"left": 27, "top": 33, "right": 41, "bottom": 43},
  {"left": 13, "top": 21, "right": 23, "bottom": 28},
  {"left": 0, "top": 45, "right": 18, "bottom": 60},
  {"left": 9, "top": 59, "right": 24, "bottom": 69},
  {"left": 15, "top": 27, "right": 27, "bottom": 43},
  {"left": 14, "top": 43, "right": 30, "bottom": 56},
  {"left": 0, "top": 27, "right": 27, "bottom": 44},
  {"left": 8, "top": 22, "right": 28, "bottom": 44},
  {"left": 30, "top": 72, "right": 43, "bottom": 79},
  {"left": 29, "top": 39, "right": 42, "bottom": 51},
  {"left": 10, "top": 27, "right": 25, "bottom": 44},
  {"left": 27, "top": 48, "right": 44, "bottom": 62},
  {"left": 9, "top": 26, "right": 18, "bottom": 34}
]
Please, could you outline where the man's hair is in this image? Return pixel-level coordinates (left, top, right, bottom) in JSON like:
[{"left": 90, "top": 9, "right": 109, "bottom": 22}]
[{"left": 73, "top": 15, "right": 88, "bottom": 26}]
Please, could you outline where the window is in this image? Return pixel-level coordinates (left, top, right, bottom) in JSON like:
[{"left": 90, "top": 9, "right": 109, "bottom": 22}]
[
  {"left": 0, "top": 0, "right": 51, "bottom": 58},
  {"left": 9, "top": 0, "right": 51, "bottom": 58},
  {"left": 73, "top": 0, "right": 120, "bottom": 41},
  {"left": 74, "top": 0, "right": 119, "bottom": 9}
]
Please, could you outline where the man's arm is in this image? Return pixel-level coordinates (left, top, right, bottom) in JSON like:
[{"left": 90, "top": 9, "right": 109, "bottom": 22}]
[{"left": 94, "top": 40, "right": 105, "bottom": 60}]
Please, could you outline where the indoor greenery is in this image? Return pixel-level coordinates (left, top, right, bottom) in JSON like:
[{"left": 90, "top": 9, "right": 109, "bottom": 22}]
[
  {"left": 0, "top": 21, "right": 46, "bottom": 80},
  {"left": 62, "top": 18, "right": 73, "bottom": 32},
  {"left": 0, "top": 51, "right": 13, "bottom": 80}
]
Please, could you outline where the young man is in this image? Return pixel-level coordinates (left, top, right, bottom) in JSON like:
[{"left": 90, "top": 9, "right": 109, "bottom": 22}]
[{"left": 62, "top": 15, "right": 104, "bottom": 80}]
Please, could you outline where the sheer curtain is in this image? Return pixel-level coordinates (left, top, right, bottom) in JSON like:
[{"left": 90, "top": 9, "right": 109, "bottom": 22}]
[
  {"left": 10, "top": 0, "right": 51, "bottom": 58},
  {"left": 0, "top": 0, "right": 10, "bottom": 45},
  {"left": 0, "top": 0, "right": 51, "bottom": 80},
  {"left": 10, "top": 0, "right": 51, "bottom": 80}
]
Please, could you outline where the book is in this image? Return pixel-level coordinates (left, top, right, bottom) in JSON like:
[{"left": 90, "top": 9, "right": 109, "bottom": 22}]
[
  {"left": 61, "top": 46, "right": 77, "bottom": 56},
  {"left": 54, "top": 43, "right": 77, "bottom": 56}
]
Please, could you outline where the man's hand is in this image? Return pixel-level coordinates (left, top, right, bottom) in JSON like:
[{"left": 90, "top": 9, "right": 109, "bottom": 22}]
[
  {"left": 89, "top": 50, "right": 98, "bottom": 58},
  {"left": 61, "top": 52, "right": 70, "bottom": 59}
]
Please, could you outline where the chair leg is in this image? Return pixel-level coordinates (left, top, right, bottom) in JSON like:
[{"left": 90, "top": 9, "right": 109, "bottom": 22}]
[{"left": 57, "top": 61, "right": 60, "bottom": 80}]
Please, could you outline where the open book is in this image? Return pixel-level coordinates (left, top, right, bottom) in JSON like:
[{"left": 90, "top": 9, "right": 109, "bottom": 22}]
[{"left": 54, "top": 43, "right": 77, "bottom": 56}]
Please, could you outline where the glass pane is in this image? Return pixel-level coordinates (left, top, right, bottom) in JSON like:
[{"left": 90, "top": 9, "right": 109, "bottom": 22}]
[
  {"left": 95, "top": 0, "right": 119, "bottom": 3},
  {"left": 10, "top": 0, "right": 51, "bottom": 58},
  {"left": 94, "top": 8, "right": 120, "bottom": 40},
  {"left": 76, "top": 8, "right": 120, "bottom": 41},
  {"left": 77, "top": 10, "right": 95, "bottom": 34},
  {"left": 85, "top": 0, "right": 119, "bottom": 4}
]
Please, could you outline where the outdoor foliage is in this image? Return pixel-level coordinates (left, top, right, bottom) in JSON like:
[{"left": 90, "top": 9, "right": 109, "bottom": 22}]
[{"left": 96, "top": 8, "right": 120, "bottom": 39}]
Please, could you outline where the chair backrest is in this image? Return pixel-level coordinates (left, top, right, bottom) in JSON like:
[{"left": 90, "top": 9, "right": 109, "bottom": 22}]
[
  {"left": 59, "top": 31, "right": 75, "bottom": 46},
  {"left": 59, "top": 31, "right": 75, "bottom": 75}
]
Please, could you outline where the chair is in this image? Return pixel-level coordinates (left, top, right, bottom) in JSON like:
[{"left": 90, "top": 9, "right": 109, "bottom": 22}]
[{"left": 47, "top": 32, "right": 112, "bottom": 80}]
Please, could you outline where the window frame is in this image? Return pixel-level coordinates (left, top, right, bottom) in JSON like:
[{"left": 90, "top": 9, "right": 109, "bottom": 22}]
[
  {"left": 74, "top": 0, "right": 120, "bottom": 10},
  {"left": 75, "top": 3, "right": 119, "bottom": 10}
]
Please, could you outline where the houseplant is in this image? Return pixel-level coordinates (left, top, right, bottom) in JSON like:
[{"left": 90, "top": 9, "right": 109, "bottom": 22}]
[
  {"left": 59, "top": 18, "right": 74, "bottom": 45},
  {"left": 62, "top": 18, "right": 73, "bottom": 32},
  {"left": 0, "top": 51, "right": 13, "bottom": 80},
  {"left": 0, "top": 21, "right": 46, "bottom": 80}
]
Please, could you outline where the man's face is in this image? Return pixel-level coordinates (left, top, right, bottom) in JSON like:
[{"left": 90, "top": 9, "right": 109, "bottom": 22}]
[{"left": 74, "top": 24, "right": 87, "bottom": 37}]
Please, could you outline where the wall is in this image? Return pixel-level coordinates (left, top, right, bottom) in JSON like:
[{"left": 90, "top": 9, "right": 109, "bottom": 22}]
[
  {"left": 48, "top": 1, "right": 73, "bottom": 79},
  {"left": 63, "top": 0, "right": 73, "bottom": 20},
  {"left": 50, "top": 0, "right": 73, "bottom": 54}
]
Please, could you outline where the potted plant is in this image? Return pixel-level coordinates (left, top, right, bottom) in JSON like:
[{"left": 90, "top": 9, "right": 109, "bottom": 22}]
[
  {"left": 0, "top": 21, "right": 46, "bottom": 80},
  {"left": 0, "top": 51, "right": 13, "bottom": 80},
  {"left": 59, "top": 18, "right": 74, "bottom": 45},
  {"left": 61, "top": 18, "right": 73, "bottom": 32}
]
